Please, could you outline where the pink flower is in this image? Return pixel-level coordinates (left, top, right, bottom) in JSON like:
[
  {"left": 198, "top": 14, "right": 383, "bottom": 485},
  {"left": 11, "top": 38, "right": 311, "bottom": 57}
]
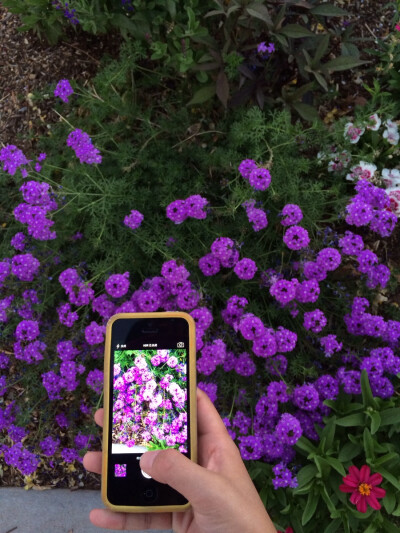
[{"left": 339, "top": 465, "right": 386, "bottom": 513}]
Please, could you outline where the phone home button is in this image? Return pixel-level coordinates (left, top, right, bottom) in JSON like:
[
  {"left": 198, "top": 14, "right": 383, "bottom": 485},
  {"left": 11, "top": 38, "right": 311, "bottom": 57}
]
[{"left": 143, "top": 487, "right": 158, "bottom": 503}]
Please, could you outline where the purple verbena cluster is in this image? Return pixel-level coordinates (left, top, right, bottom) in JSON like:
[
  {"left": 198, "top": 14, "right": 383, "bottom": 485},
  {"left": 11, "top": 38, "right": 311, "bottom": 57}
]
[
  {"left": 166, "top": 195, "right": 209, "bottom": 224},
  {"left": 66, "top": 129, "right": 102, "bottom": 165}
]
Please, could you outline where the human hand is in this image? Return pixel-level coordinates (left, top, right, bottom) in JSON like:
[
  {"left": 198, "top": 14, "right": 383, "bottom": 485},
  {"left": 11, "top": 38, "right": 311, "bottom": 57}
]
[{"left": 83, "top": 387, "right": 277, "bottom": 533}]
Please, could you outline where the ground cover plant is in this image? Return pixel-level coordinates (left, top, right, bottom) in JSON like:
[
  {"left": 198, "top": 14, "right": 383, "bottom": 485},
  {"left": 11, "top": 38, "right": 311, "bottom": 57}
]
[{"left": 1, "top": 2, "right": 400, "bottom": 532}]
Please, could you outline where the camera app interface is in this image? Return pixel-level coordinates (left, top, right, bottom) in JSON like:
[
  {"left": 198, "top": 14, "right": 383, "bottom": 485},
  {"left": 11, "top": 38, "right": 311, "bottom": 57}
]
[{"left": 112, "top": 347, "right": 188, "bottom": 455}]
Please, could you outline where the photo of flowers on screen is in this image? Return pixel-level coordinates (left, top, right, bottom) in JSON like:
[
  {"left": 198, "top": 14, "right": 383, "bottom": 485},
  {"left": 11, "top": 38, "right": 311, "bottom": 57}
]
[
  {"left": 114, "top": 463, "right": 127, "bottom": 477},
  {"left": 112, "top": 349, "right": 187, "bottom": 453}
]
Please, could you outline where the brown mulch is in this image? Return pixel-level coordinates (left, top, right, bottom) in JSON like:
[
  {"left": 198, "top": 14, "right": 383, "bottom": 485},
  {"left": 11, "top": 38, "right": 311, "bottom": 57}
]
[{"left": 0, "top": 5, "right": 121, "bottom": 155}]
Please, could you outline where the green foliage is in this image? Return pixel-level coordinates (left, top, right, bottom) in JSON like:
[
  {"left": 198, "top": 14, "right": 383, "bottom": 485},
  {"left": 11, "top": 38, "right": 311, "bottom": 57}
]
[
  {"left": 2, "top": 0, "right": 373, "bottom": 120},
  {"left": 249, "top": 372, "right": 400, "bottom": 532}
]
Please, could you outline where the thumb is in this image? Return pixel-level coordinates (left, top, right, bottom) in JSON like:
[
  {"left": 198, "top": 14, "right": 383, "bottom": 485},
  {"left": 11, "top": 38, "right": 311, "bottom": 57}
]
[{"left": 140, "top": 449, "right": 220, "bottom": 507}]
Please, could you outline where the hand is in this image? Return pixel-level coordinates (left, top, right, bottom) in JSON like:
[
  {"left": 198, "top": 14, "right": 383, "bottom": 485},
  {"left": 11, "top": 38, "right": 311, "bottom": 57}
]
[{"left": 83, "top": 387, "right": 277, "bottom": 533}]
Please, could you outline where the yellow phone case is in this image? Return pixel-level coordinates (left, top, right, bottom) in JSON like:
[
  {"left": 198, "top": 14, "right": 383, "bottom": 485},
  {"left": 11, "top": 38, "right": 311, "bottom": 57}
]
[{"left": 101, "top": 311, "right": 197, "bottom": 513}]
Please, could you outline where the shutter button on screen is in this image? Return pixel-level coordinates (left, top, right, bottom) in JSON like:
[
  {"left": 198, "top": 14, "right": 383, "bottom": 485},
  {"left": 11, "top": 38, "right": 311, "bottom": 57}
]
[
  {"left": 143, "top": 487, "right": 158, "bottom": 502},
  {"left": 141, "top": 469, "right": 152, "bottom": 479}
]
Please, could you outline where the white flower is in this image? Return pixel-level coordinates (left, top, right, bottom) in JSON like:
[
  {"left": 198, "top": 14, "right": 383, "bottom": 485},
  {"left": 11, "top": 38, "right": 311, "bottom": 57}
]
[
  {"left": 383, "top": 120, "right": 399, "bottom": 146},
  {"left": 346, "top": 161, "right": 377, "bottom": 182},
  {"left": 387, "top": 189, "right": 400, "bottom": 216},
  {"left": 344, "top": 122, "right": 365, "bottom": 144},
  {"left": 366, "top": 113, "right": 381, "bottom": 131},
  {"left": 382, "top": 168, "right": 400, "bottom": 188}
]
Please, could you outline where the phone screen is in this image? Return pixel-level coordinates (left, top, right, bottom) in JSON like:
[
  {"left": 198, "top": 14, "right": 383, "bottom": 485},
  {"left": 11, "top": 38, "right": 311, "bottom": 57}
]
[{"left": 105, "top": 315, "right": 193, "bottom": 507}]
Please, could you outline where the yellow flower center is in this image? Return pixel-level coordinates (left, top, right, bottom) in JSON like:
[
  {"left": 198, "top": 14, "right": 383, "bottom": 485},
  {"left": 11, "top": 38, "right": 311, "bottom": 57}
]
[{"left": 358, "top": 483, "right": 372, "bottom": 496}]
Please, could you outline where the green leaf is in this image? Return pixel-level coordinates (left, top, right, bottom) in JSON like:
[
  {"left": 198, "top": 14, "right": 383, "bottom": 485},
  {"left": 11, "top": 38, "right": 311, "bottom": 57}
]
[
  {"left": 323, "top": 456, "right": 346, "bottom": 477},
  {"left": 363, "top": 524, "right": 377, "bottom": 533},
  {"left": 187, "top": 84, "right": 215, "bottom": 105},
  {"left": 324, "top": 519, "right": 342, "bottom": 533},
  {"left": 382, "top": 517, "right": 400, "bottom": 533},
  {"left": 291, "top": 102, "right": 320, "bottom": 123},
  {"left": 246, "top": 4, "right": 272, "bottom": 26},
  {"left": 313, "top": 71, "right": 328, "bottom": 91},
  {"left": 392, "top": 502, "right": 400, "bottom": 516},
  {"left": 376, "top": 467, "right": 400, "bottom": 491},
  {"left": 370, "top": 411, "right": 381, "bottom": 435},
  {"left": 339, "top": 442, "right": 362, "bottom": 462},
  {"left": 336, "top": 413, "right": 365, "bottom": 427},
  {"left": 380, "top": 408, "right": 400, "bottom": 427},
  {"left": 360, "top": 370, "right": 377, "bottom": 408},
  {"left": 302, "top": 490, "right": 320, "bottom": 525},
  {"left": 383, "top": 490, "right": 396, "bottom": 514},
  {"left": 320, "top": 56, "right": 368, "bottom": 73},
  {"left": 295, "top": 436, "right": 318, "bottom": 454},
  {"left": 280, "top": 24, "right": 315, "bottom": 38},
  {"left": 363, "top": 428, "right": 375, "bottom": 461},
  {"left": 313, "top": 33, "right": 330, "bottom": 64},
  {"left": 319, "top": 418, "right": 336, "bottom": 453},
  {"left": 297, "top": 464, "right": 318, "bottom": 488},
  {"left": 341, "top": 42, "right": 360, "bottom": 58},
  {"left": 373, "top": 452, "right": 399, "bottom": 467},
  {"left": 321, "top": 485, "right": 339, "bottom": 518},
  {"left": 310, "top": 4, "right": 348, "bottom": 16},
  {"left": 293, "top": 481, "right": 314, "bottom": 495},
  {"left": 216, "top": 70, "right": 229, "bottom": 108},
  {"left": 166, "top": 0, "right": 176, "bottom": 19}
]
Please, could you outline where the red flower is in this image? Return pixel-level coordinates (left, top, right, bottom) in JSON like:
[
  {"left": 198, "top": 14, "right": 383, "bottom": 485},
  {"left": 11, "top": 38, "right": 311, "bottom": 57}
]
[{"left": 339, "top": 465, "right": 386, "bottom": 513}]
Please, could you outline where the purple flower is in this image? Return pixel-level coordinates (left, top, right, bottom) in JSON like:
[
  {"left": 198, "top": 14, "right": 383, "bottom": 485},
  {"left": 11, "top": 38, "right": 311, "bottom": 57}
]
[
  {"left": 366, "top": 264, "right": 391, "bottom": 289},
  {"left": 319, "top": 334, "right": 342, "bottom": 357},
  {"left": 280, "top": 204, "right": 303, "bottom": 226},
  {"left": 15, "top": 320, "right": 40, "bottom": 342},
  {"left": 238, "top": 435, "right": 263, "bottom": 460},
  {"left": 235, "top": 352, "right": 256, "bottom": 376},
  {"left": 57, "top": 302, "right": 79, "bottom": 327},
  {"left": 0, "top": 144, "right": 30, "bottom": 176},
  {"left": 316, "top": 247, "right": 341, "bottom": 271},
  {"left": 275, "top": 326, "right": 297, "bottom": 353},
  {"left": 267, "top": 381, "right": 289, "bottom": 403},
  {"left": 234, "top": 258, "right": 257, "bottom": 280},
  {"left": 11, "top": 232, "right": 26, "bottom": 251},
  {"left": 303, "top": 309, "right": 327, "bottom": 333},
  {"left": 185, "top": 195, "right": 208, "bottom": 219},
  {"left": 293, "top": 384, "right": 319, "bottom": 411},
  {"left": 295, "top": 279, "right": 320, "bottom": 303},
  {"left": 338, "top": 230, "right": 364, "bottom": 255},
  {"left": 199, "top": 253, "right": 220, "bottom": 276},
  {"left": 272, "top": 462, "right": 298, "bottom": 490},
  {"left": 84, "top": 321, "right": 106, "bottom": 345},
  {"left": 270, "top": 279, "right": 297, "bottom": 304},
  {"left": 252, "top": 329, "right": 277, "bottom": 357},
  {"left": 275, "top": 413, "right": 302, "bottom": 445},
  {"left": 248, "top": 207, "right": 268, "bottom": 231},
  {"left": 40, "top": 436, "right": 60, "bottom": 456},
  {"left": 86, "top": 369, "right": 103, "bottom": 394},
  {"left": 238, "top": 159, "right": 257, "bottom": 180},
  {"left": 166, "top": 199, "right": 188, "bottom": 224},
  {"left": 314, "top": 375, "right": 339, "bottom": 400},
  {"left": 54, "top": 79, "right": 74, "bottom": 103},
  {"left": 66, "top": 129, "right": 102, "bottom": 165},
  {"left": 248, "top": 167, "right": 271, "bottom": 191},
  {"left": 283, "top": 225, "right": 310, "bottom": 250},
  {"left": 239, "top": 314, "right": 264, "bottom": 340},
  {"left": 105, "top": 272, "right": 130, "bottom": 298},
  {"left": 124, "top": 209, "right": 144, "bottom": 230},
  {"left": 11, "top": 253, "right": 40, "bottom": 281},
  {"left": 345, "top": 199, "right": 373, "bottom": 226},
  {"left": 357, "top": 250, "right": 378, "bottom": 274}
]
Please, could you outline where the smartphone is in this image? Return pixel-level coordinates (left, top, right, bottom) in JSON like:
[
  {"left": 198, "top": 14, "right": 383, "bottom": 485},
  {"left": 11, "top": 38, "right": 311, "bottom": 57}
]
[{"left": 101, "top": 311, "right": 197, "bottom": 513}]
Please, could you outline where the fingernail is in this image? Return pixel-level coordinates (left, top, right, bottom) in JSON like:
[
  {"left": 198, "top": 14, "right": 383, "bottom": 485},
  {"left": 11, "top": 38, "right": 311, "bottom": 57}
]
[{"left": 140, "top": 450, "right": 161, "bottom": 473}]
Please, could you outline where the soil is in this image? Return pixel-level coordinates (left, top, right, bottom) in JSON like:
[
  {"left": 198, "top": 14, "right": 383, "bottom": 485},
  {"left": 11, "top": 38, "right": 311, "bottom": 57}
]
[
  {"left": 0, "top": 5, "right": 122, "bottom": 154},
  {"left": 0, "top": 0, "right": 398, "bottom": 491}
]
